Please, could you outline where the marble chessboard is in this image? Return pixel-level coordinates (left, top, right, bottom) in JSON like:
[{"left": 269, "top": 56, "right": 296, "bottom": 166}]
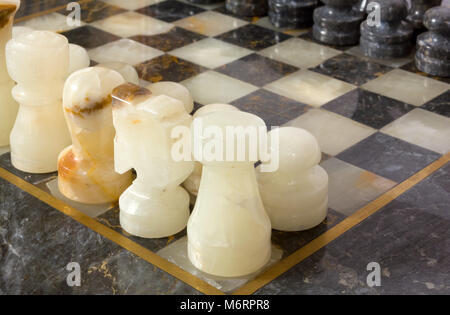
[{"left": 1, "top": 0, "right": 449, "bottom": 295}]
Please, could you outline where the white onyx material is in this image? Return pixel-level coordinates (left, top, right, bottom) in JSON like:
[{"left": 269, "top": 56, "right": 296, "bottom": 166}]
[
  {"left": 257, "top": 127, "right": 328, "bottom": 231},
  {"left": 98, "top": 61, "right": 139, "bottom": 85},
  {"left": 58, "top": 67, "right": 132, "bottom": 204},
  {"left": 188, "top": 111, "right": 272, "bottom": 277},
  {"left": 6, "top": 30, "right": 71, "bottom": 173},
  {"left": 112, "top": 83, "right": 194, "bottom": 238},
  {"left": 147, "top": 81, "right": 194, "bottom": 114},
  {"left": 68, "top": 44, "right": 90, "bottom": 76},
  {"left": 12, "top": 25, "right": 32, "bottom": 38},
  {"left": 183, "top": 103, "right": 240, "bottom": 196},
  {"left": 0, "top": 1, "right": 20, "bottom": 146}
]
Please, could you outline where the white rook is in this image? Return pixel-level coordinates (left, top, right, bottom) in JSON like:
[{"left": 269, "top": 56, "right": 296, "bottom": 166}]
[{"left": 6, "top": 30, "right": 71, "bottom": 173}]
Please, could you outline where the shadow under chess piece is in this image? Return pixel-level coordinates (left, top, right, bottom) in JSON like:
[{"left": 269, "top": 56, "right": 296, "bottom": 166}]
[
  {"left": 257, "top": 127, "right": 328, "bottom": 231},
  {"left": 187, "top": 111, "right": 272, "bottom": 277},
  {"left": 112, "top": 83, "right": 194, "bottom": 239},
  {"left": 187, "top": 0, "right": 223, "bottom": 4},
  {"left": 58, "top": 67, "right": 133, "bottom": 204},
  {"left": 6, "top": 30, "right": 71, "bottom": 173},
  {"left": 406, "top": 0, "right": 441, "bottom": 34},
  {"left": 0, "top": 0, "right": 20, "bottom": 147},
  {"left": 415, "top": 6, "right": 450, "bottom": 77},
  {"left": 226, "top": 0, "right": 268, "bottom": 17},
  {"left": 269, "top": 0, "right": 318, "bottom": 29},
  {"left": 313, "top": 0, "right": 365, "bottom": 46},
  {"left": 360, "top": 0, "right": 413, "bottom": 59}
]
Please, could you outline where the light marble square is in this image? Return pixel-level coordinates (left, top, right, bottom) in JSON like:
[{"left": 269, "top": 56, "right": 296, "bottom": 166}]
[
  {"left": 91, "top": 11, "right": 174, "bottom": 38},
  {"left": 181, "top": 70, "right": 259, "bottom": 105},
  {"left": 102, "top": 0, "right": 166, "bottom": 10},
  {"left": 346, "top": 46, "right": 413, "bottom": 68},
  {"left": 254, "top": 17, "right": 310, "bottom": 37},
  {"left": 177, "top": 0, "right": 224, "bottom": 10},
  {"left": 362, "top": 69, "right": 450, "bottom": 106},
  {"left": 321, "top": 158, "right": 397, "bottom": 216},
  {"left": 285, "top": 109, "right": 376, "bottom": 155},
  {"left": 170, "top": 38, "right": 252, "bottom": 69},
  {"left": 264, "top": 70, "right": 356, "bottom": 107},
  {"left": 17, "top": 12, "right": 84, "bottom": 32},
  {"left": 88, "top": 38, "right": 163, "bottom": 65},
  {"left": 174, "top": 11, "right": 248, "bottom": 36},
  {"left": 381, "top": 108, "right": 450, "bottom": 154},
  {"left": 259, "top": 38, "right": 342, "bottom": 69}
]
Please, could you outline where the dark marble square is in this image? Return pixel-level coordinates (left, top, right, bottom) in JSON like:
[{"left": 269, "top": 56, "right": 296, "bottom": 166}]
[
  {"left": 57, "top": 0, "right": 126, "bottom": 23},
  {"left": 135, "top": 54, "right": 207, "bottom": 83},
  {"left": 216, "top": 53, "right": 299, "bottom": 87},
  {"left": 131, "top": 27, "right": 206, "bottom": 52},
  {"left": 215, "top": 24, "right": 291, "bottom": 51},
  {"left": 401, "top": 61, "right": 450, "bottom": 85},
  {"left": 231, "top": 89, "right": 309, "bottom": 123},
  {"left": 336, "top": 132, "right": 441, "bottom": 183},
  {"left": 310, "top": 54, "right": 394, "bottom": 86},
  {"left": 137, "top": 0, "right": 205, "bottom": 22},
  {"left": 322, "top": 89, "right": 415, "bottom": 129},
  {"left": 421, "top": 90, "right": 450, "bottom": 118},
  {"left": 15, "top": 0, "right": 69, "bottom": 19},
  {"left": 60, "top": 25, "right": 120, "bottom": 49},
  {"left": 299, "top": 30, "right": 354, "bottom": 51},
  {"left": 213, "top": 5, "right": 264, "bottom": 22}
]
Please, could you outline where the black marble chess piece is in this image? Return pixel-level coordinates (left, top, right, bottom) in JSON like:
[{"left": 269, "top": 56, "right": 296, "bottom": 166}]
[
  {"left": 269, "top": 0, "right": 319, "bottom": 28},
  {"left": 313, "top": 0, "right": 365, "bottom": 46},
  {"left": 225, "top": 0, "right": 268, "bottom": 17},
  {"left": 360, "top": 0, "right": 413, "bottom": 58},
  {"left": 415, "top": 6, "right": 450, "bottom": 77},
  {"left": 407, "top": 0, "right": 441, "bottom": 34}
]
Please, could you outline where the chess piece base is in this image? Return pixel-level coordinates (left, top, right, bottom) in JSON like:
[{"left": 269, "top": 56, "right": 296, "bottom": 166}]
[
  {"left": 415, "top": 32, "right": 450, "bottom": 77},
  {"left": 119, "top": 185, "right": 190, "bottom": 239},
  {"left": 360, "top": 37, "right": 413, "bottom": 59},
  {"left": 226, "top": 0, "right": 268, "bottom": 17},
  {"left": 187, "top": 0, "right": 223, "bottom": 3},
  {"left": 268, "top": 0, "right": 317, "bottom": 29}
]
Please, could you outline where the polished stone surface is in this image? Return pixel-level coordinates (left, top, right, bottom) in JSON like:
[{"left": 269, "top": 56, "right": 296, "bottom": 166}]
[
  {"left": 226, "top": 0, "right": 268, "bottom": 17},
  {"left": 269, "top": 0, "right": 318, "bottom": 29},
  {"left": 421, "top": 90, "right": 450, "bottom": 118},
  {"left": 257, "top": 163, "right": 450, "bottom": 294},
  {"left": 137, "top": 0, "right": 205, "bottom": 22},
  {"left": 58, "top": 0, "right": 126, "bottom": 23},
  {"left": 60, "top": 25, "right": 120, "bottom": 49}
]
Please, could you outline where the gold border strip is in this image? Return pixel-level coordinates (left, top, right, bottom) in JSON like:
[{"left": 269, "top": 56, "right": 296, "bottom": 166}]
[
  {"left": 0, "top": 167, "right": 224, "bottom": 295},
  {"left": 234, "top": 152, "right": 450, "bottom": 295},
  {"left": 14, "top": 0, "right": 89, "bottom": 24}
]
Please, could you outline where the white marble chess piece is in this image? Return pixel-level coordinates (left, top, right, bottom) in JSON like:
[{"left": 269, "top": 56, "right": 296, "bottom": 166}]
[
  {"left": 183, "top": 103, "right": 240, "bottom": 197},
  {"left": 58, "top": 67, "right": 133, "bottom": 204},
  {"left": 98, "top": 62, "right": 139, "bottom": 85},
  {"left": 6, "top": 30, "right": 71, "bottom": 173},
  {"left": 147, "top": 81, "right": 194, "bottom": 114},
  {"left": 68, "top": 44, "right": 90, "bottom": 76},
  {"left": 12, "top": 25, "right": 32, "bottom": 38},
  {"left": 257, "top": 127, "right": 328, "bottom": 231},
  {"left": 0, "top": 0, "right": 20, "bottom": 147},
  {"left": 187, "top": 110, "right": 272, "bottom": 277},
  {"left": 111, "top": 83, "right": 194, "bottom": 238}
]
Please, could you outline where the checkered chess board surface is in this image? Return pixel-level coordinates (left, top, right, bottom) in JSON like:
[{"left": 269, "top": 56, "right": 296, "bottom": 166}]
[{"left": 1, "top": 0, "right": 449, "bottom": 295}]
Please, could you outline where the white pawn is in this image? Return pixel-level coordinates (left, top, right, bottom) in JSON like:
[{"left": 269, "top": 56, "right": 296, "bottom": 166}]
[
  {"left": 257, "top": 127, "right": 328, "bottom": 231},
  {"left": 98, "top": 62, "right": 139, "bottom": 85},
  {"left": 188, "top": 110, "right": 272, "bottom": 277},
  {"left": 0, "top": 1, "right": 20, "bottom": 147},
  {"left": 12, "top": 26, "right": 32, "bottom": 38},
  {"left": 68, "top": 44, "right": 90, "bottom": 76},
  {"left": 111, "top": 83, "right": 194, "bottom": 238},
  {"left": 183, "top": 103, "right": 240, "bottom": 197},
  {"left": 58, "top": 67, "right": 133, "bottom": 204},
  {"left": 6, "top": 30, "right": 71, "bottom": 173}
]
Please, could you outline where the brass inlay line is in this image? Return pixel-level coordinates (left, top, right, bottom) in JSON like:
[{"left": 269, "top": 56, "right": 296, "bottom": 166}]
[
  {"left": 0, "top": 167, "right": 224, "bottom": 295},
  {"left": 14, "top": 0, "right": 89, "bottom": 24},
  {"left": 233, "top": 153, "right": 450, "bottom": 295}
]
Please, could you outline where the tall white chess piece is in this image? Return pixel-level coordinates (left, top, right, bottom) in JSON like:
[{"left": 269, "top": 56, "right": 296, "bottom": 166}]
[
  {"left": 111, "top": 83, "right": 194, "bottom": 238},
  {"left": 257, "top": 127, "right": 328, "bottom": 231},
  {"left": 0, "top": 0, "right": 20, "bottom": 147},
  {"left": 187, "top": 111, "right": 272, "bottom": 277},
  {"left": 6, "top": 30, "right": 71, "bottom": 173},
  {"left": 58, "top": 67, "right": 133, "bottom": 204}
]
